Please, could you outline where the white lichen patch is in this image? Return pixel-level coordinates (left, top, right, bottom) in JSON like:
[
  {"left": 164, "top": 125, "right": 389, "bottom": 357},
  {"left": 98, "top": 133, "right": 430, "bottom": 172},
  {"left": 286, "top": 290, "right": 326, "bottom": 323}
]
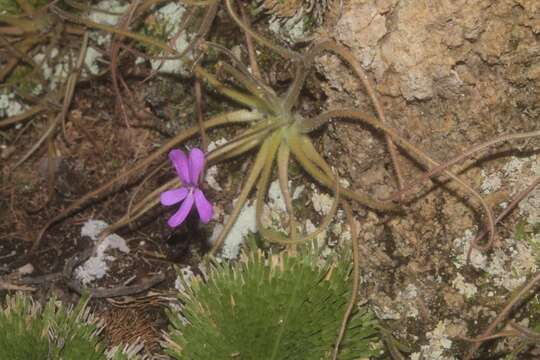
[
  {"left": 484, "top": 240, "right": 537, "bottom": 291},
  {"left": 214, "top": 199, "right": 257, "bottom": 260},
  {"left": 454, "top": 228, "right": 537, "bottom": 292},
  {"left": 480, "top": 169, "right": 502, "bottom": 194},
  {"left": 84, "top": 47, "right": 102, "bottom": 75},
  {"left": 0, "top": 91, "right": 25, "bottom": 118},
  {"left": 481, "top": 155, "right": 539, "bottom": 224},
  {"left": 87, "top": 0, "right": 129, "bottom": 46},
  {"left": 371, "top": 284, "right": 420, "bottom": 320},
  {"left": 452, "top": 228, "right": 487, "bottom": 270},
  {"left": 147, "top": 3, "right": 192, "bottom": 75},
  {"left": 205, "top": 138, "right": 228, "bottom": 191},
  {"left": 411, "top": 320, "right": 456, "bottom": 360},
  {"left": 267, "top": 180, "right": 287, "bottom": 212},
  {"left": 75, "top": 220, "right": 130, "bottom": 285},
  {"left": 452, "top": 273, "right": 477, "bottom": 299},
  {"left": 89, "top": 0, "right": 128, "bottom": 26},
  {"left": 268, "top": 10, "right": 307, "bottom": 43},
  {"left": 311, "top": 184, "right": 334, "bottom": 215},
  {"left": 305, "top": 218, "right": 327, "bottom": 247},
  {"left": 174, "top": 266, "right": 195, "bottom": 293},
  {"left": 398, "top": 283, "right": 420, "bottom": 319},
  {"left": 371, "top": 302, "right": 402, "bottom": 320},
  {"left": 33, "top": 49, "right": 71, "bottom": 91}
]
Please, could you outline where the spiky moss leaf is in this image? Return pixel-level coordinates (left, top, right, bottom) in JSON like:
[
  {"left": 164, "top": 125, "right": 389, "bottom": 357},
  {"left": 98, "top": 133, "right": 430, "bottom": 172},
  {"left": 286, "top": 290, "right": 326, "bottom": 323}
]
[
  {"left": 165, "top": 248, "right": 381, "bottom": 359},
  {"left": 0, "top": 294, "right": 141, "bottom": 360},
  {"left": 0, "top": 294, "right": 49, "bottom": 360}
]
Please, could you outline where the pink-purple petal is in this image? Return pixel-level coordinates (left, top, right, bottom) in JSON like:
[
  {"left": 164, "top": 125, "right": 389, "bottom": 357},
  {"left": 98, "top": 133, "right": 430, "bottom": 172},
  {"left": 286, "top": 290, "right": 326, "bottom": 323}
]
[
  {"left": 169, "top": 149, "right": 190, "bottom": 184},
  {"left": 188, "top": 148, "right": 205, "bottom": 184},
  {"left": 160, "top": 187, "right": 189, "bottom": 206},
  {"left": 167, "top": 193, "right": 195, "bottom": 228},
  {"left": 194, "top": 189, "right": 213, "bottom": 224}
]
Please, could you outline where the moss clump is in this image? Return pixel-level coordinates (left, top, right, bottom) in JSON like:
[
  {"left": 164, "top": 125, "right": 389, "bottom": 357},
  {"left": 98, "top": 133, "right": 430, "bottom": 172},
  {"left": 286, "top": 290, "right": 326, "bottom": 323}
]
[
  {"left": 165, "top": 247, "right": 382, "bottom": 359},
  {"left": 0, "top": 294, "right": 140, "bottom": 360}
]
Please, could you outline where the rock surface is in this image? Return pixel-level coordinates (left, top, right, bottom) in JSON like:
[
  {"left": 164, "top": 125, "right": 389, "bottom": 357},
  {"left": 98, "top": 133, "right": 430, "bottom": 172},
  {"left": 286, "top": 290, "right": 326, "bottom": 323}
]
[{"left": 318, "top": 0, "right": 540, "bottom": 357}]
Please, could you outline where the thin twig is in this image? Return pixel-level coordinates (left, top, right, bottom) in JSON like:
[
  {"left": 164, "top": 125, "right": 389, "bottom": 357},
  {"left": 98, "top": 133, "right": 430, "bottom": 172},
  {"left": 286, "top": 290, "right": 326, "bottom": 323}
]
[
  {"left": 468, "top": 176, "right": 539, "bottom": 253},
  {"left": 332, "top": 200, "right": 360, "bottom": 360},
  {"left": 195, "top": 78, "right": 208, "bottom": 152},
  {"left": 238, "top": 0, "right": 263, "bottom": 82},
  {"left": 464, "top": 272, "right": 540, "bottom": 359}
]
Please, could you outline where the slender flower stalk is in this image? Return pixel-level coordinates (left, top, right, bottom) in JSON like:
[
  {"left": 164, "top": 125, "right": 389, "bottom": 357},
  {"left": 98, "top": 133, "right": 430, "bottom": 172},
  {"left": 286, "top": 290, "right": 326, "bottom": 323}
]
[{"left": 161, "top": 148, "right": 213, "bottom": 228}]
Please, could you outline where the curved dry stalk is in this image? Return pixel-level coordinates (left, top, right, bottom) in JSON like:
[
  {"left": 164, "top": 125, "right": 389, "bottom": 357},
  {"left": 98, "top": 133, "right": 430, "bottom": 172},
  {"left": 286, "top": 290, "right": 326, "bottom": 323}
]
[
  {"left": 181, "top": 0, "right": 218, "bottom": 6},
  {"left": 313, "top": 41, "right": 405, "bottom": 192},
  {"left": 13, "top": 111, "right": 61, "bottom": 168},
  {"left": 50, "top": 5, "right": 177, "bottom": 54},
  {"left": 460, "top": 329, "right": 520, "bottom": 343},
  {"left": 32, "top": 109, "right": 262, "bottom": 253},
  {"left": 0, "top": 34, "right": 41, "bottom": 82},
  {"left": 385, "top": 131, "right": 540, "bottom": 203},
  {"left": 238, "top": 1, "right": 263, "bottom": 82},
  {"left": 464, "top": 272, "right": 540, "bottom": 359},
  {"left": 172, "top": 3, "right": 218, "bottom": 61},
  {"left": 224, "top": 0, "right": 299, "bottom": 60},
  {"left": 508, "top": 321, "right": 540, "bottom": 341},
  {"left": 308, "top": 109, "right": 497, "bottom": 251},
  {"left": 469, "top": 176, "right": 539, "bottom": 252},
  {"left": 332, "top": 200, "right": 360, "bottom": 360},
  {"left": 209, "top": 136, "right": 271, "bottom": 255}
]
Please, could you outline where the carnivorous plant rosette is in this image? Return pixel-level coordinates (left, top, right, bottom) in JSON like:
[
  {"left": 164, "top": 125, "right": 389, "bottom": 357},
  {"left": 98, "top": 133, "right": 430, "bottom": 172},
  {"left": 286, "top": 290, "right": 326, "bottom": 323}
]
[{"left": 35, "top": 0, "right": 540, "bottom": 259}]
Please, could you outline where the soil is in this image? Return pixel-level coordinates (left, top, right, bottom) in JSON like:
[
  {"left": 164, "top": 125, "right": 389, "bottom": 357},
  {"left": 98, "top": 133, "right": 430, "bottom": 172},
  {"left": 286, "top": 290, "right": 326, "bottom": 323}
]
[{"left": 1, "top": 0, "right": 539, "bottom": 359}]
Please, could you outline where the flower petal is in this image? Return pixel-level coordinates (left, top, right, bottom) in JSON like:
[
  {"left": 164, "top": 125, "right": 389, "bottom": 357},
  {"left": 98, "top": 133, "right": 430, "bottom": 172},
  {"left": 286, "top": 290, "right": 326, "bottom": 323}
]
[
  {"left": 167, "top": 193, "right": 195, "bottom": 228},
  {"left": 169, "top": 149, "right": 190, "bottom": 184},
  {"left": 188, "top": 148, "right": 205, "bottom": 184},
  {"left": 160, "top": 187, "right": 189, "bottom": 206},
  {"left": 194, "top": 189, "right": 213, "bottom": 224}
]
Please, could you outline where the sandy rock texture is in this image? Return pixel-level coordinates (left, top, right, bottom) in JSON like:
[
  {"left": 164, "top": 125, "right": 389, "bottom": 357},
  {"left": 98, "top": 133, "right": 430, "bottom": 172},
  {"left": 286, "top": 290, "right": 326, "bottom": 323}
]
[{"left": 318, "top": 0, "right": 539, "bottom": 358}]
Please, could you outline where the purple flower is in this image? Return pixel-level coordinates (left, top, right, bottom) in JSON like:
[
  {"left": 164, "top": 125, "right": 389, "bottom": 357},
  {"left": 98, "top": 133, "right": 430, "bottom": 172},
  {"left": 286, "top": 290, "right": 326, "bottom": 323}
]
[{"left": 160, "top": 148, "right": 213, "bottom": 228}]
